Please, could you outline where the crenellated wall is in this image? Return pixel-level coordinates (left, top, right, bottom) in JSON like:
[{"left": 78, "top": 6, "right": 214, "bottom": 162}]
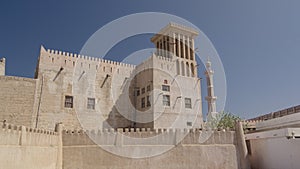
[
  {"left": 62, "top": 128, "right": 236, "bottom": 146},
  {"left": 0, "top": 123, "right": 60, "bottom": 169},
  {"left": 0, "top": 123, "right": 246, "bottom": 169},
  {"left": 36, "top": 46, "right": 136, "bottom": 79},
  {"left": 62, "top": 128, "right": 239, "bottom": 169}
]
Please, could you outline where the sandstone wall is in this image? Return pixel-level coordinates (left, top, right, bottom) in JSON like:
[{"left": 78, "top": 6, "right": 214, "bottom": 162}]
[
  {"left": 35, "top": 47, "right": 135, "bottom": 130},
  {"left": 0, "top": 76, "right": 38, "bottom": 127},
  {"left": 0, "top": 47, "right": 203, "bottom": 131},
  {"left": 62, "top": 129, "right": 239, "bottom": 169},
  {"left": 0, "top": 124, "right": 243, "bottom": 169},
  {"left": 246, "top": 127, "right": 300, "bottom": 169},
  {"left": 151, "top": 55, "right": 203, "bottom": 129},
  {"left": 0, "top": 124, "right": 60, "bottom": 169},
  {"left": 35, "top": 47, "right": 203, "bottom": 130}
]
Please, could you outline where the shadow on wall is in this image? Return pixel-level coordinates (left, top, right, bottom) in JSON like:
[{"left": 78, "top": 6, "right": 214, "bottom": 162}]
[{"left": 103, "top": 70, "right": 154, "bottom": 129}]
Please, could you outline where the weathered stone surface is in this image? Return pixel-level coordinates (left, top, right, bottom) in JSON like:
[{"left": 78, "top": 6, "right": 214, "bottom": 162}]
[
  {"left": 0, "top": 76, "right": 37, "bottom": 127},
  {"left": 0, "top": 125, "right": 59, "bottom": 169},
  {"left": 62, "top": 129, "right": 239, "bottom": 169},
  {"left": 63, "top": 144, "right": 238, "bottom": 169}
]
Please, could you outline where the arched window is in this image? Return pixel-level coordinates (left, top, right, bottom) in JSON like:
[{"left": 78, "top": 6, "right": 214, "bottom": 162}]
[
  {"left": 185, "top": 40, "right": 189, "bottom": 59},
  {"left": 160, "top": 41, "right": 163, "bottom": 56},
  {"left": 176, "top": 60, "right": 180, "bottom": 75},
  {"left": 175, "top": 39, "right": 179, "bottom": 57},
  {"left": 191, "top": 63, "right": 195, "bottom": 77},
  {"left": 181, "top": 61, "right": 185, "bottom": 76},
  {"left": 190, "top": 41, "right": 194, "bottom": 61},
  {"left": 180, "top": 40, "right": 184, "bottom": 58},
  {"left": 186, "top": 62, "right": 190, "bottom": 77}
]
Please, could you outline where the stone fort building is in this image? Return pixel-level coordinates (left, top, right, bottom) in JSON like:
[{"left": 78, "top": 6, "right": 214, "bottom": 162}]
[
  {"left": 0, "top": 23, "right": 250, "bottom": 169},
  {"left": 0, "top": 23, "right": 208, "bottom": 130}
]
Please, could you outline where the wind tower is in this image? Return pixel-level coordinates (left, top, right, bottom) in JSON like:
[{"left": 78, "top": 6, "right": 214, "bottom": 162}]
[
  {"left": 151, "top": 22, "right": 199, "bottom": 77},
  {"left": 205, "top": 59, "right": 217, "bottom": 116}
]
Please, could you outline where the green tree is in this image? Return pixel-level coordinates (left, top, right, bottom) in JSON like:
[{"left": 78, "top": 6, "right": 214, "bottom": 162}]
[
  {"left": 206, "top": 111, "right": 241, "bottom": 129},
  {"left": 217, "top": 112, "right": 241, "bottom": 129}
]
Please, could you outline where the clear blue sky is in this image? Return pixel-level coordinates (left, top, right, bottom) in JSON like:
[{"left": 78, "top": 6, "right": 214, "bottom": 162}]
[{"left": 0, "top": 1, "right": 300, "bottom": 119}]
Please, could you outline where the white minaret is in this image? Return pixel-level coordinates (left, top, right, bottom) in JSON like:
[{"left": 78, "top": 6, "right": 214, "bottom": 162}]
[{"left": 205, "top": 59, "right": 217, "bottom": 115}]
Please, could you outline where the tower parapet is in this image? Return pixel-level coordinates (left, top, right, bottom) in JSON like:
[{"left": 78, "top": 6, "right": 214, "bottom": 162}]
[
  {"left": 62, "top": 127, "right": 236, "bottom": 145},
  {"left": 0, "top": 58, "right": 5, "bottom": 76},
  {"left": 42, "top": 47, "right": 136, "bottom": 69},
  {"left": 36, "top": 46, "right": 136, "bottom": 80}
]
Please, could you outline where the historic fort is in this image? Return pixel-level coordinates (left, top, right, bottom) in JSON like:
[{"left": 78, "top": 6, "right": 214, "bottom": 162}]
[
  {"left": 1, "top": 23, "right": 299, "bottom": 169},
  {"left": 0, "top": 23, "right": 205, "bottom": 131}
]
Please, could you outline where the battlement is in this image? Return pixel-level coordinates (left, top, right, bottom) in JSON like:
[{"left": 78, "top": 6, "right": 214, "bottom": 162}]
[
  {"left": 43, "top": 47, "right": 136, "bottom": 69},
  {"left": 134, "top": 53, "right": 173, "bottom": 71},
  {"left": 0, "top": 122, "right": 59, "bottom": 146},
  {"left": 1, "top": 123, "right": 57, "bottom": 135},
  {"left": 0, "top": 123, "right": 60, "bottom": 168},
  {"left": 154, "top": 54, "right": 173, "bottom": 62},
  {"left": 241, "top": 120, "right": 266, "bottom": 131},
  {"left": 62, "top": 127, "right": 236, "bottom": 146},
  {"left": 248, "top": 105, "right": 300, "bottom": 121},
  {"left": 0, "top": 123, "right": 58, "bottom": 146},
  {"left": 63, "top": 127, "right": 234, "bottom": 135}
]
